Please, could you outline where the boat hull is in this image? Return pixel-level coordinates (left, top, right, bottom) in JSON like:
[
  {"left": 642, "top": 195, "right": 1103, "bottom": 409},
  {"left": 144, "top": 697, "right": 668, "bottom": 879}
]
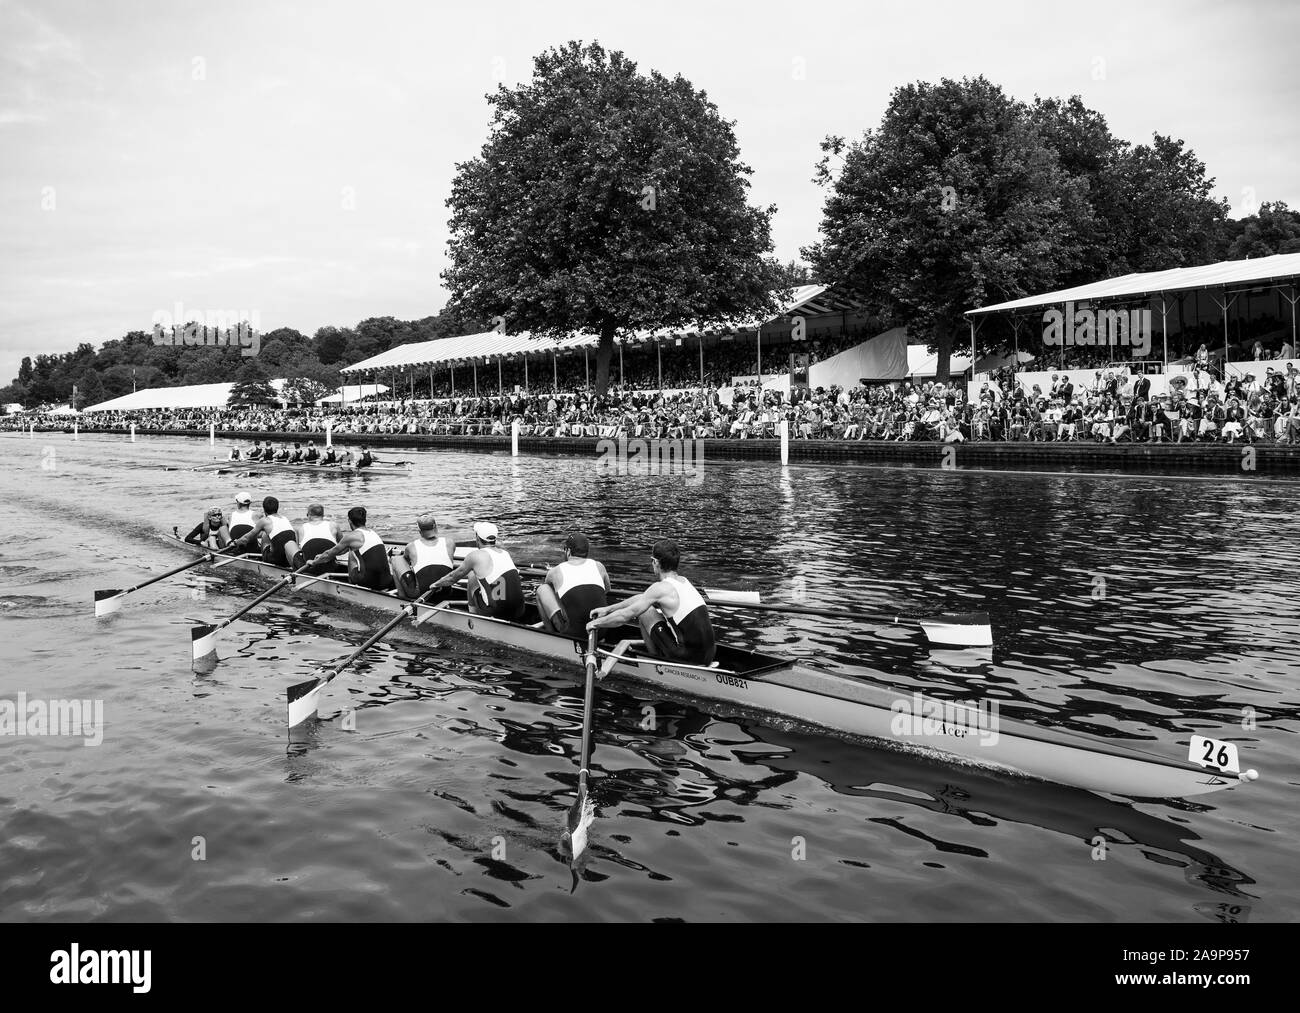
[
  {"left": 175, "top": 539, "right": 1249, "bottom": 799},
  {"left": 202, "top": 460, "right": 412, "bottom": 478}
]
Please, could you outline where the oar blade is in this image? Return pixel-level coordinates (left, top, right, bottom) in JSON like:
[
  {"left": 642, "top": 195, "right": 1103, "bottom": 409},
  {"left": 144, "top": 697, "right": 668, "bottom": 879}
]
[
  {"left": 94, "top": 589, "right": 123, "bottom": 617},
  {"left": 562, "top": 785, "right": 594, "bottom": 860},
  {"left": 703, "top": 588, "right": 761, "bottom": 605},
  {"left": 191, "top": 623, "right": 219, "bottom": 664},
  {"left": 918, "top": 612, "right": 993, "bottom": 648},
  {"left": 286, "top": 676, "right": 326, "bottom": 729}
]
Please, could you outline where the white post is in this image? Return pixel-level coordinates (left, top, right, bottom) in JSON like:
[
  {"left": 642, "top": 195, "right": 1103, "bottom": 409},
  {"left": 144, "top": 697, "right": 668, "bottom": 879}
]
[
  {"left": 325, "top": 418, "right": 333, "bottom": 449},
  {"left": 130, "top": 423, "right": 136, "bottom": 442},
  {"left": 511, "top": 418, "right": 519, "bottom": 457},
  {"left": 779, "top": 419, "right": 789, "bottom": 466},
  {"left": 209, "top": 421, "right": 215, "bottom": 447},
  {"left": 73, "top": 420, "right": 78, "bottom": 440},
  {"left": 29, "top": 422, "right": 34, "bottom": 439}
]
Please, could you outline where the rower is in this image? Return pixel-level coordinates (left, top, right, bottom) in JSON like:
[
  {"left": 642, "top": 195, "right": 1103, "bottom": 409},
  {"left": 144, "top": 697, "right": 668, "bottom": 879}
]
[
  {"left": 356, "top": 446, "right": 376, "bottom": 470},
  {"left": 228, "top": 491, "right": 256, "bottom": 541},
  {"left": 307, "top": 506, "right": 394, "bottom": 590},
  {"left": 587, "top": 538, "right": 715, "bottom": 666},
  {"left": 294, "top": 503, "right": 340, "bottom": 569},
  {"left": 428, "top": 521, "right": 524, "bottom": 620},
  {"left": 247, "top": 441, "right": 264, "bottom": 461},
  {"left": 272, "top": 443, "right": 290, "bottom": 462},
  {"left": 320, "top": 444, "right": 338, "bottom": 465},
  {"left": 227, "top": 446, "right": 242, "bottom": 462},
  {"left": 184, "top": 506, "right": 230, "bottom": 549},
  {"left": 289, "top": 442, "right": 304, "bottom": 463},
  {"left": 304, "top": 441, "right": 320, "bottom": 463},
  {"left": 229, "top": 496, "right": 299, "bottom": 567},
  {"left": 391, "top": 513, "right": 457, "bottom": 601},
  {"left": 535, "top": 532, "right": 609, "bottom": 637}
]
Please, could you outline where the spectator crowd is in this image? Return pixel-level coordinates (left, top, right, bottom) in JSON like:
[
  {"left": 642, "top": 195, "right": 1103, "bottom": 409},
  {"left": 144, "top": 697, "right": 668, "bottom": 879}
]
[{"left": 7, "top": 361, "right": 1300, "bottom": 445}]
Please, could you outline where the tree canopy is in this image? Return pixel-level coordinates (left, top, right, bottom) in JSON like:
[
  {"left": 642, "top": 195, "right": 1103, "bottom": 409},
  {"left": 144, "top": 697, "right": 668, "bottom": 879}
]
[
  {"left": 807, "top": 80, "right": 1234, "bottom": 379},
  {"left": 442, "top": 40, "right": 781, "bottom": 394}
]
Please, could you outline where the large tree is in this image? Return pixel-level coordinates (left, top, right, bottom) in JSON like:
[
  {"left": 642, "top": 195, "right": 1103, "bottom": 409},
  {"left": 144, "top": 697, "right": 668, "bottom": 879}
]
[
  {"left": 442, "top": 40, "right": 780, "bottom": 394},
  {"left": 227, "top": 358, "right": 279, "bottom": 407},
  {"left": 807, "top": 77, "right": 1090, "bottom": 381},
  {"left": 1030, "top": 98, "right": 1228, "bottom": 283}
]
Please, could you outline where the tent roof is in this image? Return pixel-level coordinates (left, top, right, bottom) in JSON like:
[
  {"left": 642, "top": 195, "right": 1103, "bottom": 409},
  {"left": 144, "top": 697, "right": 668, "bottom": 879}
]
[
  {"left": 339, "top": 330, "right": 598, "bottom": 374},
  {"left": 84, "top": 379, "right": 288, "bottom": 412},
  {"left": 966, "top": 252, "right": 1300, "bottom": 317},
  {"left": 339, "top": 284, "right": 869, "bottom": 373}
]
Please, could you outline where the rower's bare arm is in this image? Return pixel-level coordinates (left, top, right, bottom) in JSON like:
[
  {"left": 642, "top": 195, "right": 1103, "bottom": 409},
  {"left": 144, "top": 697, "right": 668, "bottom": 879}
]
[
  {"left": 431, "top": 550, "right": 479, "bottom": 589},
  {"left": 312, "top": 533, "right": 359, "bottom": 565}
]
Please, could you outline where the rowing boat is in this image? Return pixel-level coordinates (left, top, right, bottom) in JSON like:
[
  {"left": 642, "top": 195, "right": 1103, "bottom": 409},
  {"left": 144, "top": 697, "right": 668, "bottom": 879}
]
[
  {"left": 193, "top": 459, "right": 413, "bottom": 478},
  {"left": 170, "top": 535, "right": 1257, "bottom": 799}
]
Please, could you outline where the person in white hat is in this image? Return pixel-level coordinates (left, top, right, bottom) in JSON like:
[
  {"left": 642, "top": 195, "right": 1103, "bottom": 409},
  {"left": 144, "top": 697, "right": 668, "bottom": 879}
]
[
  {"left": 428, "top": 521, "right": 525, "bottom": 620},
  {"left": 228, "top": 491, "right": 257, "bottom": 541}
]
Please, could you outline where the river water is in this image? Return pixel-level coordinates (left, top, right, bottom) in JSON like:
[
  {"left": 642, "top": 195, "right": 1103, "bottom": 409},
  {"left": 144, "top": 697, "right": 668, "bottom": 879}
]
[{"left": 0, "top": 432, "right": 1295, "bottom": 922}]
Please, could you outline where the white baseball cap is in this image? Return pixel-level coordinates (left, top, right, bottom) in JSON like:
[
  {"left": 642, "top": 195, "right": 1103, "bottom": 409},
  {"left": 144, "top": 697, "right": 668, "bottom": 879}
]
[
  {"left": 234, "top": 491, "right": 251, "bottom": 505},
  {"left": 473, "top": 521, "right": 498, "bottom": 544}
]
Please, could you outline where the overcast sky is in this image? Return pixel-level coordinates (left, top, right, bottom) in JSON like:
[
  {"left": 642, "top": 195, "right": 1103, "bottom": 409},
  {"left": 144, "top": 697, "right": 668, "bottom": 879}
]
[{"left": 1, "top": 0, "right": 1297, "bottom": 384}]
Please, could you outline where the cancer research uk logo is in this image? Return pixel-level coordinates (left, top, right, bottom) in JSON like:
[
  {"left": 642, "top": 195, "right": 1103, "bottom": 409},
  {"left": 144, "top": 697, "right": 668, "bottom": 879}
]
[
  {"left": 1042, "top": 303, "right": 1152, "bottom": 358},
  {"left": 0, "top": 692, "right": 104, "bottom": 746},
  {"left": 595, "top": 438, "right": 705, "bottom": 486},
  {"left": 151, "top": 302, "right": 261, "bottom": 357}
]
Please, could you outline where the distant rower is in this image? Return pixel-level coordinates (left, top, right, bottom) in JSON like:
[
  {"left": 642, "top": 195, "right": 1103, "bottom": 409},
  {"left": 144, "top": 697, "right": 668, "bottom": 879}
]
[
  {"left": 391, "top": 513, "right": 457, "bottom": 601},
  {"left": 536, "top": 532, "right": 609, "bottom": 637},
  {"left": 429, "top": 521, "right": 524, "bottom": 619},
  {"left": 587, "top": 538, "right": 715, "bottom": 665},
  {"left": 356, "top": 446, "right": 377, "bottom": 470},
  {"left": 307, "top": 505, "right": 394, "bottom": 590}
]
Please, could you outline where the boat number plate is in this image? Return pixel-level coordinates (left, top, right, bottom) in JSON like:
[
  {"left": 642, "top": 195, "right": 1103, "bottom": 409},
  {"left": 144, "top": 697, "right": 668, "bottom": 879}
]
[{"left": 1188, "top": 735, "right": 1240, "bottom": 774}]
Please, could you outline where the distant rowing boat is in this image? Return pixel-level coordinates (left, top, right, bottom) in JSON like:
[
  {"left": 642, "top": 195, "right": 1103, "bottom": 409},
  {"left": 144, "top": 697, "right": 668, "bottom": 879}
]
[
  {"left": 170, "top": 535, "right": 1257, "bottom": 800},
  {"left": 188, "top": 459, "right": 413, "bottom": 478}
]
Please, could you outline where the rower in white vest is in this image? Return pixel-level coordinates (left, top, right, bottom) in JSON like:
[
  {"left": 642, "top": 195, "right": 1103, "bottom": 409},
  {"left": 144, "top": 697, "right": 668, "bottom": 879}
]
[
  {"left": 535, "top": 532, "right": 609, "bottom": 637},
  {"left": 294, "top": 503, "right": 341, "bottom": 569},
  {"left": 228, "top": 491, "right": 257, "bottom": 541},
  {"left": 228, "top": 496, "right": 299, "bottom": 567},
  {"left": 307, "top": 505, "right": 394, "bottom": 591},
  {"left": 391, "top": 513, "right": 457, "bottom": 601},
  {"left": 428, "top": 521, "right": 524, "bottom": 619},
  {"left": 587, "top": 538, "right": 716, "bottom": 666}
]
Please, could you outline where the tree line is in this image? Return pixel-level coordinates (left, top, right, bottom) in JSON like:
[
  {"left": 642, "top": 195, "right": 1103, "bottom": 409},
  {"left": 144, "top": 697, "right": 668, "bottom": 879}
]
[{"left": 6, "top": 42, "right": 1300, "bottom": 408}]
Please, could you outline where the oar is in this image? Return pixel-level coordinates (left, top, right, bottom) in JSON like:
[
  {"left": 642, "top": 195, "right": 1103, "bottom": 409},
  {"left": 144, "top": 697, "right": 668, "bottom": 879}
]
[
  {"left": 708, "top": 600, "right": 993, "bottom": 647},
  {"left": 95, "top": 546, "right": 239, "bottom": 617},
  {"left": 560, "top": 630, "right": 599, "bottom": 861},
  {"left": 191, "top": 560, "right": 316, "bottom": 664},
  {"left": 285, "top": 585, "right": 445, "bottom": 729}
]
